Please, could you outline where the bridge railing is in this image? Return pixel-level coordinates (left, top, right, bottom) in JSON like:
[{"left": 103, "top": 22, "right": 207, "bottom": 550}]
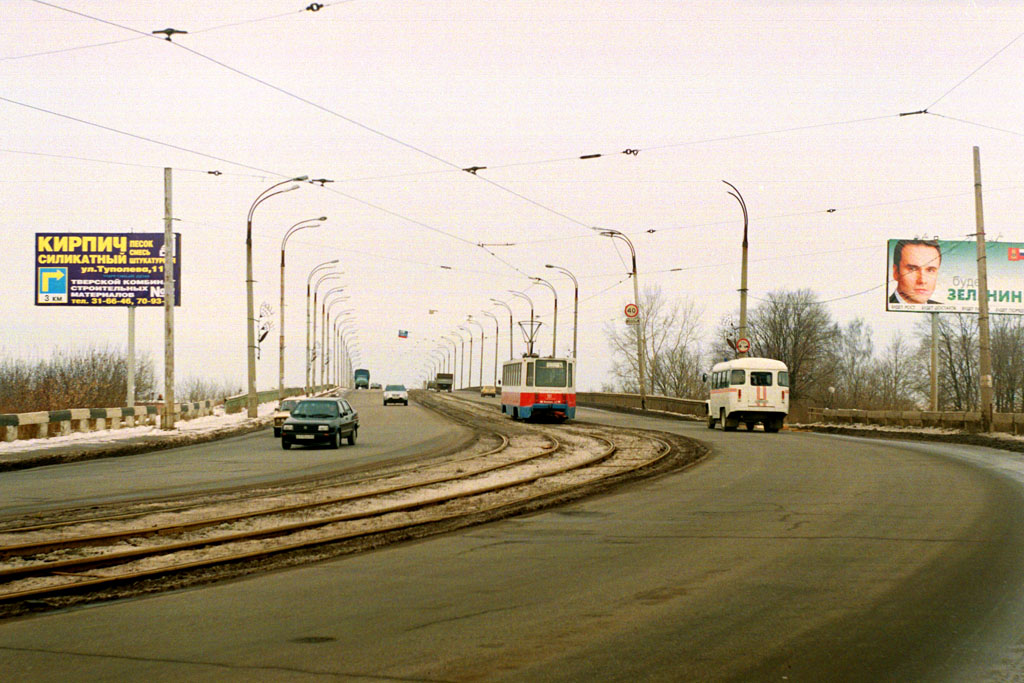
[
  {"left": 807, "top": 408, "right": 1024, "bottom": 435},
  {"left": 576, "top": 392, "right": 707, "bottom": 418},
  {"left": 0, "top": 385, "right": 330, "bottom": 444}
]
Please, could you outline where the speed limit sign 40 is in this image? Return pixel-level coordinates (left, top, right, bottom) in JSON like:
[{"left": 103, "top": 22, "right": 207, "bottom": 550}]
[{"left": 624, "top": 303, "right": 639, "bottom": 318}]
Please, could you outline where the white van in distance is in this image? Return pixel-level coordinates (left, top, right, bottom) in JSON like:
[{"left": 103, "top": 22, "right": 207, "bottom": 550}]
[{"left": 705, "top": 357, "right": 789, "bottom": 432}]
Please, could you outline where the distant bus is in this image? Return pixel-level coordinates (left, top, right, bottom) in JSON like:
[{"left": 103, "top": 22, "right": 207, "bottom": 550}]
[
  {"left": 705, "top": 357, "right": 788, "bottom": 432},
  {"left": 354, "top": 368, "right": 370, "bottom": 389},
  {"left": 500, "top": 356, "right": 575, "bottom": 421}
]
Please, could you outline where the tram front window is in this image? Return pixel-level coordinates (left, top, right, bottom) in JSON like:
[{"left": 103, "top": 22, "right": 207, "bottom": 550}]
[{"left": 535, "top": 360, "right": 567, "bottom": 388}]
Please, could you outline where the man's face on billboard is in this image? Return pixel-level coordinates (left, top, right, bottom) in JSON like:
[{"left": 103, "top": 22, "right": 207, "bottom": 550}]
[{"left": 893, "top": 244, "right": 940, "bottom": 304}]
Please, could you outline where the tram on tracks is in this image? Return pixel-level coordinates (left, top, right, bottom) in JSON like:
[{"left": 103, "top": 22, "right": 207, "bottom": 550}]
[{"left": 500, "top": 355, "right": 576, "bottom": 421}]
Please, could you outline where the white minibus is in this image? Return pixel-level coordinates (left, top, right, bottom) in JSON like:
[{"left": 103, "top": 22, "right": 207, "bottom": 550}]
[{"left": 705, "top": 357, "right": 789, "bottom": 432}]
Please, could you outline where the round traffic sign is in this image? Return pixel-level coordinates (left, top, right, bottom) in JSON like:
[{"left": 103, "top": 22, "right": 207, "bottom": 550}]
[
  {"left": 736, "top": 337, "right": 751, "bottom": 353},
  {"left": 624, "top": 303, "right": 639, "bottom": 318}
]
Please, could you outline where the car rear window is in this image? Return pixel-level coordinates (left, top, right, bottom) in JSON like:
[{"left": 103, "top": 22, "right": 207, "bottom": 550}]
[
  {"left": 385, "top": 385, "right": 406, "bottom": 391},
  {"left": 292, "top": 401, "right": 339, "bottom": 418}
]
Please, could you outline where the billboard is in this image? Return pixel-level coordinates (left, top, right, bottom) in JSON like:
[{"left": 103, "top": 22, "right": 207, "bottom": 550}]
[
  {"left": 887, "top": 239, "right": 1024, "bottom": 314},
  {"left": 35, "top": 232, "right": 181, "bottom": 306}
]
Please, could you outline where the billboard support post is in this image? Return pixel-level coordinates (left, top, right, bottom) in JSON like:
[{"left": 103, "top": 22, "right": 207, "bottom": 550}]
[
  {"left": 973, "top": 146, "right": 994, "bottom": 431},
  {"left": 127, "top": 306, "right": 135, "bottom": 407},
  {"left": 930, "top": 313, "right": 938, "bottom": 411},
  {"left": 162, "top": 168, "right": 175, "bottom": 430}
]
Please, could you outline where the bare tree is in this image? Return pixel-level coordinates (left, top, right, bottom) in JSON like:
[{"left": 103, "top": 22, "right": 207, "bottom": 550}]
[
  {"left": 916, "top": 314, "right": 979, "bottom": 411},
  {"left": 604, "top": 285, "right": 705, "bottom": 397},
  {"left": 871, "top": 331, "right": 924, "bottom": 410},
  {"left": 832, "top": 318, "right": 874, "bottom": 408},
  {"left": 718, "top": 289, "right": 839, "bottom": 403},
  {"left": 0, "top": 345, "right": 155, "bottom": 413},
  {"left": 991, "top": 315, "right": 1024, "bottom": 412},
  {"left": 177, "top": 376, "right": 244, "bottom": 402}
]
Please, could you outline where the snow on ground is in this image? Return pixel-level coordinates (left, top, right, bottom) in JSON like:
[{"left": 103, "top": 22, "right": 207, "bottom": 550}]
[{"left": 0, "top": 401, "right": 280, "bottom": 454}]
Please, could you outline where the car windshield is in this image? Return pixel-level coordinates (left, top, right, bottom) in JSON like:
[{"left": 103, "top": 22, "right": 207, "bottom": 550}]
[
  {"left": 291, "top": 401, "right": 339, "bottom": 418},
  {"left": 385, "top": 385, "right": 406, "bottom": 391},
  {"left": 279, "top": 400, "right": 298, "bottom": 411}
]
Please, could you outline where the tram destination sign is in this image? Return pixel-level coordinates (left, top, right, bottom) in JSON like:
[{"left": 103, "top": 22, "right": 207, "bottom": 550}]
[
  {"left": 35, "top": 232, "right": 181, "bottom": 307},
  {"left": 886, "top": 238, "right": 1024, "bottom": 315}
]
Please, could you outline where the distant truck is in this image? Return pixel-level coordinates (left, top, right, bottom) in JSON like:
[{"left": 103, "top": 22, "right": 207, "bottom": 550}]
[
  {"left": 354, "top": 368, "right": 370, "bottom": 389},
  {"left": 435, "top": 372, "right": 453, "bottom": 392}
]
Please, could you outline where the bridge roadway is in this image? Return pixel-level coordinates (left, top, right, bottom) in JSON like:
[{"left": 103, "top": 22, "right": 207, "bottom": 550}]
[{"left": 2, "top": 390, "right": 1024, "bottom": 680}]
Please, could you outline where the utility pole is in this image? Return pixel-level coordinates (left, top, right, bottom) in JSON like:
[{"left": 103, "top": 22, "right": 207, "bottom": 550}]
[
  {"left": 973, "top": 146, "right": 994, "bottom": 431},
  {"left": 162, "top": 168, "right": 175, "bottom": 430}
]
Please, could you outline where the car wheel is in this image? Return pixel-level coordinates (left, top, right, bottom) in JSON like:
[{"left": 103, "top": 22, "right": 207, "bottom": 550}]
[
  {"left": 347, "top": 427, "right": 357, "bottom": 445},
  {"left": 282, "top": 439, "right": 291, "bottom": 450},
  {"left": 332, "top": 431, "right": 341, "bottom": 449}
]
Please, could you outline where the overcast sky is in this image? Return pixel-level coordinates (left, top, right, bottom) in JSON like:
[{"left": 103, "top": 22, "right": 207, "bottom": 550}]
[{"left": 3, "top": 0, "right": 1023, "bottom": 393}]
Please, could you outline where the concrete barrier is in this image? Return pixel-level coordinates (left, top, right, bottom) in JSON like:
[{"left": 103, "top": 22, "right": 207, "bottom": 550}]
[
  {"left": 807, "top": 408, "right": 1024, "bottom": 434},
  {"left": 577, "top": 392, "right": 706, "bottom": 419},
  {"left": 0, "top": 385, "right": 331, "bottom": 444}
]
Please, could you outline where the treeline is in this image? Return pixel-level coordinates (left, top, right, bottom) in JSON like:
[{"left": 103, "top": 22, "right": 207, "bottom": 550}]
[
  {"left": 0, "top": 347, "right": 242, "bottom": 414},
  {"left": 605, "top": 286, "right": 1024, "bottom": 413}
]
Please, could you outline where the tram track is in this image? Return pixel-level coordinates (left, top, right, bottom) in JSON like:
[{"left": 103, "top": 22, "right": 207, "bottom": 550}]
[{"left": 0, "top": 391, "right": 704, "bottom": 616}]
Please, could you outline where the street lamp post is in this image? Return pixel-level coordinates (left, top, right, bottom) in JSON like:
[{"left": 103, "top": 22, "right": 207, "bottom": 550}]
[
  {"left": 334, "top": 317, "right": 355, "bottom": 386},
  {"left": 442, "top": 336, "right": 458, "bottom": 386},
  {"left": 531, "top": 276, "right": 558, "bottom": 357},
  {"left": 457, "top": 326, "right": 473, "bottom": 389},
  {"left": 247, "top": 175, "right": 308, "bottom": 417},
  {"left": 596, "top": 228, "right": 647, "bottom": 411},
  {"left": 324, "top": 298, "right": 351, "bottom": 388},
  {"left": 723, "top": 180, "right": 749, "bottom": 355},
  {"left": 280, "top": 217, "right": 326, "bottom": 400},
  {"left": 545, "top": 264, "right": 578, "bottom": 359},
  {"left": 482, "top": 311, "right": 500, "bottom": 384},
  {"left": 320, "top": 291, "right": 348, "bottom": 388},
  {"left": 490, "top": 299, "right": 514, "bottom": 360},
  {"left": 305, "top": 260, "right": 339, "bottom": 393},
  {"left": 310, "top": 274, "right": 344, "bottom": 391},
  {"left": 431, "top": 349, "right": 446, "bottom": 383},
  {"left": 509, "top": 290, "right": 535, "bottom": 356},
  {"left": 467, "top": 318, "right": 485, "bottom": 387}
]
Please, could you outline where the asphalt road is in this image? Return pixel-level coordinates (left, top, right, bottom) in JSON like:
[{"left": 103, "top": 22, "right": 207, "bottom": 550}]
[
  {"left": 0, "top": 390, "right": 469, "bottom": 518},
  {"left": 2, "top": 400, "right": 1024, "bottom": 681}
]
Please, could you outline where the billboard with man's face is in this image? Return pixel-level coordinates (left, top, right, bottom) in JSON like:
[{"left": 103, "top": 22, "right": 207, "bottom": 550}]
[{"left": 887, "top": 239, "right": 1024, "bottom": 314}]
